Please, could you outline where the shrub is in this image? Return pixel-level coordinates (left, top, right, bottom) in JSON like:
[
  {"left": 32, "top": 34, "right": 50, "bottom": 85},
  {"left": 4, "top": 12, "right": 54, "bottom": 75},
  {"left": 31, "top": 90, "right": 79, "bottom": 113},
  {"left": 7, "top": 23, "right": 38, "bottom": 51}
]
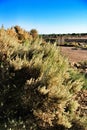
[
  {"left": 0, "top": 26, "right": 86, "bottom": 130},
  {"left": 30, "top": 29, "right": 38, "bottom": 39},
  {"left": 74, "top": 61, "right": 87, "bottom": 90}
]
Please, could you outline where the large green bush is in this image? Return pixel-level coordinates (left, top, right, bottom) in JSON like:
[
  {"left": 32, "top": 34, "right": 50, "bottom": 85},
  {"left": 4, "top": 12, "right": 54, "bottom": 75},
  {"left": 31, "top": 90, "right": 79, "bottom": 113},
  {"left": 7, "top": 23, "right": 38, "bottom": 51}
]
[{"left": 0, "top": 27, "right": 86, "bottom": 130}]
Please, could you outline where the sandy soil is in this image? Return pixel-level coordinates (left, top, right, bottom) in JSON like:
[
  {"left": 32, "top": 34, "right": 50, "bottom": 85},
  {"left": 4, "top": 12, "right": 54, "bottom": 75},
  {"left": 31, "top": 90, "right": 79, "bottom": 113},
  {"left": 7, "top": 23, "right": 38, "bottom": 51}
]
[{"left": 60, "top": 47, "right": 87, "bottom": 63}]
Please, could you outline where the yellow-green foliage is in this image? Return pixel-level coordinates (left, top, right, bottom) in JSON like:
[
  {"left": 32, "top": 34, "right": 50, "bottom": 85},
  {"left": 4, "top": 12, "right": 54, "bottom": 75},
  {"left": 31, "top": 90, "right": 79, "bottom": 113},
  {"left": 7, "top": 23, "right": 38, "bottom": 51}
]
[{"left": 0, "top": 26, "right": 86, "bottom": 130}]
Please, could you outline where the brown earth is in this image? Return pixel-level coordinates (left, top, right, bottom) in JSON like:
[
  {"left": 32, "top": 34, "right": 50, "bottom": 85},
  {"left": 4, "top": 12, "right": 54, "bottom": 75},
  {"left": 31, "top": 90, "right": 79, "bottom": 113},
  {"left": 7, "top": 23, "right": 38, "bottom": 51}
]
[{"left": 60, "top": 46, "right": 87, "bottom": 63}]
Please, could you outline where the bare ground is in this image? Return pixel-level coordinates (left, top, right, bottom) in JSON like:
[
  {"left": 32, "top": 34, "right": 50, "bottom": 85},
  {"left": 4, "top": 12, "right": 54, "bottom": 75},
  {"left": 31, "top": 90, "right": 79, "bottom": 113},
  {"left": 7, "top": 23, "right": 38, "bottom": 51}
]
[{"left": 60, "top": 47, "right": 87, "bottom": 63}]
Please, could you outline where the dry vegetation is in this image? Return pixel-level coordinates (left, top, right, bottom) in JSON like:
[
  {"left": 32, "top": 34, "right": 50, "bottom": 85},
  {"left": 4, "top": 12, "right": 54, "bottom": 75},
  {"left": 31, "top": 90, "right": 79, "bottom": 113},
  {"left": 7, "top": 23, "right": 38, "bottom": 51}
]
[{"left": 0, "top": 26, "right": 87, "bottom": 130}]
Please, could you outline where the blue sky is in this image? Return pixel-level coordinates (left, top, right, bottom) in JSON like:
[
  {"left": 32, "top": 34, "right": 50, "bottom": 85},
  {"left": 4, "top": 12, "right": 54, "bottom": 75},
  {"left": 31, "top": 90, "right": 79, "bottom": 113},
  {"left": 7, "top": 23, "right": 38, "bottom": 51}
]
[{"left": 0, "top": 0, "right": 87, "bottom": 34}]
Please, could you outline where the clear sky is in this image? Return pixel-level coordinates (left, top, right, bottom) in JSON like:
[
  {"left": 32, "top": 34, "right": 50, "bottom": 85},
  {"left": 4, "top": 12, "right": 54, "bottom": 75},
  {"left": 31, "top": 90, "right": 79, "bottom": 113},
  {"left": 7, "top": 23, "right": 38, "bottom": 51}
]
[{"left": 0, "top": 0, "right": 87, "bottom": 34}]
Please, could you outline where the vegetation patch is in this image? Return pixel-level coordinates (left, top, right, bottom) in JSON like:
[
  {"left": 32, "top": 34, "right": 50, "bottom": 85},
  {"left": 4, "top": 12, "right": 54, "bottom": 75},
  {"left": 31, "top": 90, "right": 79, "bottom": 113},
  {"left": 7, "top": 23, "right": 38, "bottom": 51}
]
[{"left": 0, "top": 26, "right": 87, "bottom": 130}]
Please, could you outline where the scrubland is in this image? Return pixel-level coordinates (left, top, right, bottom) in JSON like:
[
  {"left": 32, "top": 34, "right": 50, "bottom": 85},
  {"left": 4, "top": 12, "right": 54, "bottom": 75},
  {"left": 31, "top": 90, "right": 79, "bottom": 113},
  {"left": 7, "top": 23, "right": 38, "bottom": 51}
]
[{"left": 0, "top": 26, "right": 87, "bottom": 130}]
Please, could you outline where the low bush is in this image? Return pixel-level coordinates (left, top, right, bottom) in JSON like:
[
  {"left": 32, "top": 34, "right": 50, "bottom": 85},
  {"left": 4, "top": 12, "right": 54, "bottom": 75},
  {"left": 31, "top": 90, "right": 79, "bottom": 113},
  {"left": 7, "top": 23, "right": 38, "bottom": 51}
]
[{"left": 0, "top": 27, "right": 86, "bottom": 130}]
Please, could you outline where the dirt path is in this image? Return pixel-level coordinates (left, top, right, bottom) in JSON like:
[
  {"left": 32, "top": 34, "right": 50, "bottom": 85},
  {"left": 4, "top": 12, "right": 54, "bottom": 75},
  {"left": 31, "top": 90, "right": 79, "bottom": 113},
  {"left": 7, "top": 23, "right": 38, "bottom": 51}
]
[{"left": 60, "top": 47, "right": 87, "bottom": 63}]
